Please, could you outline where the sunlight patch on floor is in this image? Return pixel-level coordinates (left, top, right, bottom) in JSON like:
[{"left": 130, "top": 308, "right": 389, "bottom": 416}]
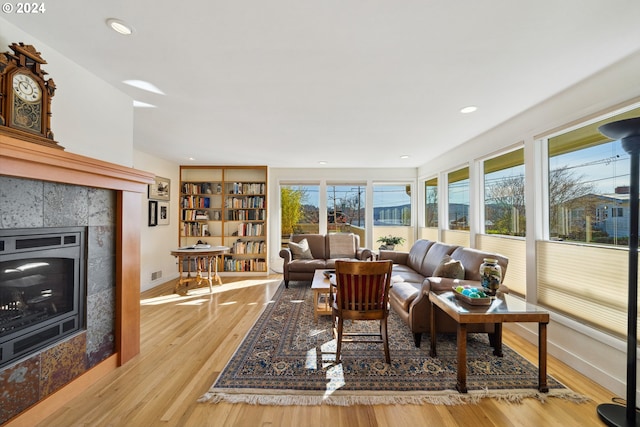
[{"left": 141, "top": 278, "right": 281, "bottom": 306}]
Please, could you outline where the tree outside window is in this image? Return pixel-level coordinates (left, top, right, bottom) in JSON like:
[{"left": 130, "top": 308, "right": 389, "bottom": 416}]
[
  {"left": 425, "top": 178, "right": 438, "bottom": 228},
  {"left": 484, "top": 148, "right": 525, "bottom": 237}
]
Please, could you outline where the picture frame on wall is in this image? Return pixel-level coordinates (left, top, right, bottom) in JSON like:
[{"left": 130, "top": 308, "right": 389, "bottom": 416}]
[
  {"left": 158, "top": 201, "right": 170, "bottom": 226},
  {"left": 148, "top": 200, "right": 158, "bottom": 226},
  {"left": 148, "top": 176, "right": 170, "bottom": 201}
]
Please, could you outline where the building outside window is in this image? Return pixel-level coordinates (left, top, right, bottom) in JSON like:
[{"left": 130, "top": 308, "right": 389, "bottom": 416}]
[
  {"left": 483, "top": 148, "right": 525, "bottom": 237},
  {"left": 448, "top": 167, "right": 469, "bottom": 231}
]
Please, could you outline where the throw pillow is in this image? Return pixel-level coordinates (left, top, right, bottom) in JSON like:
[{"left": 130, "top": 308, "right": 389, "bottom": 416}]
[
  {"left": 288, "top": 238, "right": 313, "bottom": 260},
  {"left": 433, "top": 255, "right": 465, "bottom": 279}
]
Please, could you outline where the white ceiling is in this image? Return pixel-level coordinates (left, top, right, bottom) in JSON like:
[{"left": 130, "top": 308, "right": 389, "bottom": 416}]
[{"left": 4, "top": 1, "right": 640, "bottom": 168}]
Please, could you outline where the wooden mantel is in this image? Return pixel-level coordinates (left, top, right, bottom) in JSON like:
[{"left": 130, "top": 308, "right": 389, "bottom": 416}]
[{"left": 0, "top": 134, "right": 155, "bottom": 425}]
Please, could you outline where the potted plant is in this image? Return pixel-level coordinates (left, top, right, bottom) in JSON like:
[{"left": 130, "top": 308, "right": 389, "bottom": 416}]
[{"left": 377, "top": 235, "right": 406, "bottom": 250}]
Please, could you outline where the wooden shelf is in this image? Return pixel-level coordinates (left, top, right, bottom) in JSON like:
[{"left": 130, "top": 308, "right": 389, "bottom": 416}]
[{"left": 179, "top": 166, "right": 267, "bottom": 274}]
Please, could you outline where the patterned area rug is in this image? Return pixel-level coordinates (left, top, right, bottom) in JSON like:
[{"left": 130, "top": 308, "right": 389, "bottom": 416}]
[{"left": 200, "top": 282, "right": 587, "bottom": 406}]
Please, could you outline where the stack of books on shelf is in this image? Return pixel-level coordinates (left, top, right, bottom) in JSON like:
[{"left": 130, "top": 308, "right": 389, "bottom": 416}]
[
  {"left": 223, "top": 258, "right": 266, "bottom": 272},
  {"left": 182, "top": 209, "right": 210, "bottom": 221},
  {"left": 237, "top": 222, "right": 263, "bottom": 236},
  {"left": 181, "top": 195, "right": 211, "bottom": 209},
  {"left": 227, "top": 182, "right": 265, "bottom": 195},
  {"left": 225, "top": 196, "right": 265, "bottom": 209},
  {"left": 232, "top": 240, "right": 266, "bottom": 254},
  {"left": 182, "top": 182, "right": 216, "bottom": 195}
]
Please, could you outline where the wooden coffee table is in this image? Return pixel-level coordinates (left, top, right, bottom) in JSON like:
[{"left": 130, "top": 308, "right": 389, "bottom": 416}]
[
  {"left": 311, "top": 269, "right": 334, "bottom": 321},
  {"left": 429, "top": 290, "right": 550, "bottom": 393}
]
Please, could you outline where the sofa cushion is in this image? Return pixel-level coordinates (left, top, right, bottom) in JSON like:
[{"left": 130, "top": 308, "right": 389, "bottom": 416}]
[
  {"left": 291, "top": 234, "right": 327, "bottom": 259},
  {"left": 418, "top": 242, "right": 458, "bottom": 277},
  {"left": 405, "top": 240, "right": 433, "bottom": 272},
  {"left": 389, "top": 282, "right": 421, "bottom": 311},
  {"left": 288, "top": 239, "right": 313, "bottom": 260},
  {"left": 449, "top": 247, "right": 509, "bottom": 282},
  {"left": 327, "top": 233, "right": 357, "bottom": 258},
  {"left": 433, "top": 255, "right": 465, "bottom": 279},
  {"left": 287, "top": 258, "right": 328, "bottom": 272},
  {"left": 390, "top": 264, "right": 427, "bottom": 285}
]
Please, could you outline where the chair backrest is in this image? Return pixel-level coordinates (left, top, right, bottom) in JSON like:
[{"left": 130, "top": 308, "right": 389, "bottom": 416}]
[{"left": 334, "top": 260, "right": 393, "bottom": 314}]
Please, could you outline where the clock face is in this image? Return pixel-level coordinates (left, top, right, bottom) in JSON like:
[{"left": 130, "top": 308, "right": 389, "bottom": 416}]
[{"left": 12, "top": 73, "right": 42, "bottom": 102}]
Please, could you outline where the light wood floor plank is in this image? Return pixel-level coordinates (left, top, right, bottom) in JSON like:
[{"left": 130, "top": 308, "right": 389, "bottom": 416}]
[{"left": 27, "top": 275, "right": 615, "bottom": 427}]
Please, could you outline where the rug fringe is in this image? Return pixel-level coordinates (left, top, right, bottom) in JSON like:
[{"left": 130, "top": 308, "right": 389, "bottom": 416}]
[{"left": 198, "top": 387, "right": 590, "bottom": 406}]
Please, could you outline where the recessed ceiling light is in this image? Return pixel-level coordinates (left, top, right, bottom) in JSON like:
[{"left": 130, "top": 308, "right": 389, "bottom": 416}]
[
  {"left": 123, "top": 80, "right": 165, "bottom": 95},
  {"left": 400, "top": 155, "right": 410, "bottom": 159},
  {"left": 106, "top": 18, "right": 134, "bottom": 35},
  {"left": 318, "top": 161, "right": 328, "bottom": 165},
  {"left": 460, "top": 106, "right": 478, "bottom": 114},
  {"left": 188, "top": 157, "right": 196, "bottom": 161},
  {"left": 133, "top": 100, "right": 156, "bottom": 108}
]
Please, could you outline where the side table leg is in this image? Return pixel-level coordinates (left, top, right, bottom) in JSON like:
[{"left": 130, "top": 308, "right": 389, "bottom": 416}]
[
  {"left": 430, "top": 300, "right": 437, "bottom": 357},
  {"left": 493, "top": 323, "right": 503, "bottom": 357},
  {"left": 456, "top": 323, "right": 468, "bottom": 393},
  {"left": 539, "top": 322, "right": 549, "bottom": 392}
]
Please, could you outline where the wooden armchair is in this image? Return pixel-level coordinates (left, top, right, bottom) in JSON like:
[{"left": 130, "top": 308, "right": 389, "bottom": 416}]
[{"left": 331, "top": 260, "right": 394, "bottom": 364}]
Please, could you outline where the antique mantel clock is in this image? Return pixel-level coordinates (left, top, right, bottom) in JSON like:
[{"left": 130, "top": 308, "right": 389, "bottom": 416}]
[{"left": 0, "top": 42, "right": 62, "bottom": 149}]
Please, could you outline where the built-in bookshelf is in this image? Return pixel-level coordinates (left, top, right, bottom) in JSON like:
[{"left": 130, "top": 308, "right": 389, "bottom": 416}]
[{"left": 179, "top": 166, "right": 268, "bottom": 274}]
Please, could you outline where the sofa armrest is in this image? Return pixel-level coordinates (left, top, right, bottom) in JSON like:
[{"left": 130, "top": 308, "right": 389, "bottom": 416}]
[
  {"left": 279, "top": 248, "right": 292, "bottom": 263},
  {"left": 357, "top": 248, "right": 373, "bottom": 260},
  {"left": 378, "top": 250, "right": 409, "bottom": 264}
]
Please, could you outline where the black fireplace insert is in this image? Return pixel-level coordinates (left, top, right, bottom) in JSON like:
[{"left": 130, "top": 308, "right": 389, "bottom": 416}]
[{"left": 0, "top": 227, "right": 86, "bottom": 368}]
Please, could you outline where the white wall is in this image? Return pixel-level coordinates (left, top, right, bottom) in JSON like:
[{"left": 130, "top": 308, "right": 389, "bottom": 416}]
[
  {"left": 134, "top": 150, "right": 181, "bottom": 292},
  {"left": 417, "top": 49, "right": 640, "bottom": 401},
  {"left": 0, "top": 17, "right": 134, "bottom": 166}
]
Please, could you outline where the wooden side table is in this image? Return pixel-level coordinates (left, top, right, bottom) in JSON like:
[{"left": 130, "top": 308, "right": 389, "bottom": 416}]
[
  {"left": 429, "top": 291, "right": 550, "bottom": 393},
  {"left": 170, "top": 246, "right": 229, "bottom": 294},
  {"left": 311, "top": 269, "right": 334, "bottom": 321}
]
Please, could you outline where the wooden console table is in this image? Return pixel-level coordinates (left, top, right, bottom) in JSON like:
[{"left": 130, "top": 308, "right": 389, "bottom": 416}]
[
  {"left": 429, "top": 291, "right": 550, "bottom": 393},
  {"left": 170, "top": 246, "right": 229, "bottom": 294}
]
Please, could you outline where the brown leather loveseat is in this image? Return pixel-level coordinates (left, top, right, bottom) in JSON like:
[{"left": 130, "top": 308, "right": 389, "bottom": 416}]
[
  {"left": 279, "top": 233, "right": 372, "bottom": 287},
  {"left": 379, "top": 239, "right": 508, "bottom": 347}
]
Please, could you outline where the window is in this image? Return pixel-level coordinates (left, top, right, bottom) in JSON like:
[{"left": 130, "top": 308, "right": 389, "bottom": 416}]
[
  {"left": 483, "top": 148, "right": 525, "bottom": 236},
  {"left": 326, "top": 184, "right": 366, "bottom": 233},
  {"left": 280, "top": 184, "right": 319, "bottom": 238},
  {"left": 448, "top": 167, "right": 469, "bottom": 231},
  {"left": 425, "top": 178, "right": 438, "bottom": 228},
  {"left": 539, "top": 107, "right": 640, "bottom": 339},
  {"left": 373, "top": 184, "right": 411, "bottom": 226},
  {"left": 547, "top": 107, "right": 639, "bottom": 246},
  {"left": 372, "top": 184, "right": 412, "bottom": 250}
]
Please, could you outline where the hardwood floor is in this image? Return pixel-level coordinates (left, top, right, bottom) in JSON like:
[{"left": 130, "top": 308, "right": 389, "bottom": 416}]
[{"left": 32, "top": 275, "right": 615, "bottom": 427}]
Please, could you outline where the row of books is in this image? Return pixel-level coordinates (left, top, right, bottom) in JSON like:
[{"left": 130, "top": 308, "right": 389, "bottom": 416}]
[
  {"left": 231, "top": 240, "right": 266, "bottom": 254},
  {"left": 181, "top": 195, "right": 211, "bottom": 209},
  {"left": 226, "top": 182, "right": 265, "bottom": 195},
  {"left": 235, "top": 222, "right": 264, "bottom": 236},
  {"left": 225, "top": 196, "right": 265, "bottom": 209},
  {"left": 226, "top": 210, "right": 266, "bottom": 221},
  {"left": 181, "top": 223, "right": 210, "bottom": 237},
  {"left": 181, "top": 182, "right": 222, "bottom": 195},
  {"left": 182, "top": 209, "right": 222, "bottom": 221},
  {"left": 223, "top": 258, "right": 267, "bottom": 272}
]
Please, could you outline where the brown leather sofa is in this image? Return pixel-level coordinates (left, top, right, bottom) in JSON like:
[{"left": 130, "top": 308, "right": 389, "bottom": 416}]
[
  {"left": 279, "top": 233, "right": 372, "bottom": 287},
  {"left": 379, "top": 239, "right": 509, "bottom": 347}
]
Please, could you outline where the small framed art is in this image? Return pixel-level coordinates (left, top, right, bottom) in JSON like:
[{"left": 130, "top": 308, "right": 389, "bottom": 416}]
[
  {"left": 158, "top": 201, "right": 170, "bottom": 226},
  {"left": 148, "top": 200, "right": 158, "bottom": 226},
  {"left": 148, "top": 176, "right": 170, "bottom": 201}
]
